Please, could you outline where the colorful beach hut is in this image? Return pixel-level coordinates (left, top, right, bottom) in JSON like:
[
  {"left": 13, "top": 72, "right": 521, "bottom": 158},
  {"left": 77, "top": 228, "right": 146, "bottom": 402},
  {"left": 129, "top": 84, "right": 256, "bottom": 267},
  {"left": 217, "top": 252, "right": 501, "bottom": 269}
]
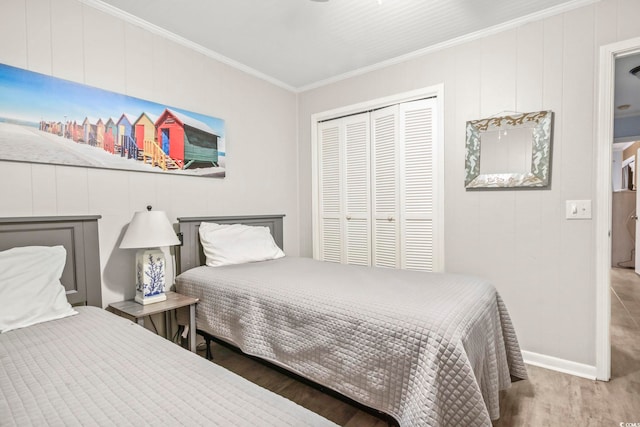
[
  {"left": 116, "top": 113, "right": 137, "bottom": 159},
  {"left": 71, "top": 120, "right": 82, "bottom": 142},
  {"left": 103, "top": 118, "right": 117, "bottom": 154},
  {"left": 95, "top": 118, "right": 105, "bottom": 148},
  {"left": 134, "top": 112, "right": 157, "bottom": 150},
  {"left": 82, "top": 117, "right": 99, "bottom": 145},
  {"left": 155, "top": 108, "right": 219, "bottom": 169}
]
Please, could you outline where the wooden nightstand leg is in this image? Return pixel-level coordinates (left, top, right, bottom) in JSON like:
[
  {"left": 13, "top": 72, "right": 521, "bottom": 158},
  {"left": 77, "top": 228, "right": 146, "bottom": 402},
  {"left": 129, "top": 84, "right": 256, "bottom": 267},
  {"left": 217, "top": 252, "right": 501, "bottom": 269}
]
[
  {"left": 165, "top": 311, "right": 171, "bottom": 340},
  {"left": 205, "top": 336, "right": 212, "bottom": 360},
  {"left": 189, "top": 303, "right": 196, "bottom": 353}
]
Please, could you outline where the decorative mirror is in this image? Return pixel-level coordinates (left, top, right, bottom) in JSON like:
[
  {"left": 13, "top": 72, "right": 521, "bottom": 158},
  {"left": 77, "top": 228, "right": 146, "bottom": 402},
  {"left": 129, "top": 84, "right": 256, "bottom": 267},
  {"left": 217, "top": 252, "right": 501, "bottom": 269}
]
[{"left": 465, "top": 110, "right": 553, "bottom": 189}]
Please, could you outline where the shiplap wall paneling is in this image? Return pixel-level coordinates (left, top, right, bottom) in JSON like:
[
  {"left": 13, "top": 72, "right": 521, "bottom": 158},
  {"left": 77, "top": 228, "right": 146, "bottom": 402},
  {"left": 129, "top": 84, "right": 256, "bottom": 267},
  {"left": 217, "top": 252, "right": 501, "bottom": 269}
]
[
  {"left": 0, "top": 0, "right": 300, "bottom": 307},
  {"left": 51, "top": 0, "right": 84, "bottom": 83},
  {"left": 0, "top": 1, "right": 27, "bottom": 69},
  {"left": 299, "top": 0, "right": 640, "bottom": 368}
]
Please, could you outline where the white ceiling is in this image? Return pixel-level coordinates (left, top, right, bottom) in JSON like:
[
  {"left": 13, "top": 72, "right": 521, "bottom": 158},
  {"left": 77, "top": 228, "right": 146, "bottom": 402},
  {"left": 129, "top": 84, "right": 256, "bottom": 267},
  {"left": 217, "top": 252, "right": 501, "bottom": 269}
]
[
  {"left": 615, "top": 53, "right": 640, "bottom": 119},
  {"left": 92, "top": 0, "right": 595, "bottom": 91}
]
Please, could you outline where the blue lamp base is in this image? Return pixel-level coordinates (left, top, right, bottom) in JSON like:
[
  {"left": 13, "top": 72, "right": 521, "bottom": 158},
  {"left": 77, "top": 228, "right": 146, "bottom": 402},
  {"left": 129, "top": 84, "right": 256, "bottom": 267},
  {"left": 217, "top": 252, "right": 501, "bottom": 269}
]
[{"left": 134, "top": 248, "right": 167, "bottom": 305}]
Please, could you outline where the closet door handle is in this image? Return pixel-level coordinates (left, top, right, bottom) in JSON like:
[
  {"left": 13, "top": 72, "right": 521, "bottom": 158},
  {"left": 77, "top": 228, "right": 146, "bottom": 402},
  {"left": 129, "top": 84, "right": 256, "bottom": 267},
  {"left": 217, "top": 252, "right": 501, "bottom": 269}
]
[
  {"left": 387, "top": 216, "right": 394, "bottom": 221},
  {"left": 346, "top": 215, "right": 352, "bottom": 220}
]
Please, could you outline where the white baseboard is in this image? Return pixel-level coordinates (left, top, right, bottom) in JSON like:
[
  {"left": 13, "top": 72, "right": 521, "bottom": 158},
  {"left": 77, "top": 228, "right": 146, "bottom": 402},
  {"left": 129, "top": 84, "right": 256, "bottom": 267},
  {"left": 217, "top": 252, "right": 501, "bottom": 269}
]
[{"left": 521, "top": 350, "right": 597, "bottom": 380}]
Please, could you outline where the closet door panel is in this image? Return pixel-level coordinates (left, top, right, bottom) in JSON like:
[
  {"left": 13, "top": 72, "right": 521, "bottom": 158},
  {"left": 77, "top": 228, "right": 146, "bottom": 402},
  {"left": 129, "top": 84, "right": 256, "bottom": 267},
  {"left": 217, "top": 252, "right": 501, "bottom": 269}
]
[
  {"left": 371, "top": 106, "right": 399, "bottom": 268},
  {"left": 400, "top": 98, "right": 437, "bottom": 271},
  {"left": 374, "top": 220, "right": 398, "bottom": 268},
  {"left": 322, "top": 218, "right": 342, "bottom": 263},
  {"left": 318, "top": 122, "right": 343, "bottom": 263},
  {"left": 346, "top": 218, "right": 370, "bottom": 265},
  {"left": 405, "top": 220, "right": 433, "bottom": 271},
  {"left": 343, "top": 114, "right": 371, "bottom": 266},
  {"left": 344, "top": 118, "right": 369, "bottom": 216}
]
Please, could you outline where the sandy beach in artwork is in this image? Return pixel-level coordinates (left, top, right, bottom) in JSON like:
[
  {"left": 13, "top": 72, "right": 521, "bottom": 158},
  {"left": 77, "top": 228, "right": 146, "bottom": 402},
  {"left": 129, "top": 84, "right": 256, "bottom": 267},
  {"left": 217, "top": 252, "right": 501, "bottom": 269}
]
[{"left": 0, "top": 122, "right": 226, "bottom": 177}]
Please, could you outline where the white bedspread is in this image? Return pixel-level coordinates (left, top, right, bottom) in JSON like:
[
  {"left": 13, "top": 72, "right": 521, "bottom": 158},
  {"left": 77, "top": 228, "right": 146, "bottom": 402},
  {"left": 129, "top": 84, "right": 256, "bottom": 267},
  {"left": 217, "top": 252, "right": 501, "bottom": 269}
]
[
  {"left": 0, "top": 306, "right": 337, "bottom": 427},
  {"left": 176, "top": 257, "right": 528, "bottom": 427}
]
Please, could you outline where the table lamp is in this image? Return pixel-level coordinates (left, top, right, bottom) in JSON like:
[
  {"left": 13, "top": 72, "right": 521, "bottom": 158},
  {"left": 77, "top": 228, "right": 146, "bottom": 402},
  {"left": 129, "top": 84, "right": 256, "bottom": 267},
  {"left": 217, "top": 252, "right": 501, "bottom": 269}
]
[{"left": 120, "top": 206, "right": 181, "bottom": 305}]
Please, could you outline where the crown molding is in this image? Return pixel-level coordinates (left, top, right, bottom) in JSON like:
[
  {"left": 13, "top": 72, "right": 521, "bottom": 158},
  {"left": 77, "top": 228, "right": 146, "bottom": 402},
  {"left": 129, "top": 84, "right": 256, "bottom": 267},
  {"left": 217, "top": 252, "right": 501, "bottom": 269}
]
[
  {"left": 297, "top": 0, "right": 600, "bottom": 92},
  {"left": 80, "top": 0, "right": 599, "bottom": 94},
  {"left": 78, "top": 0, "right": 297, "bottom": 92}
]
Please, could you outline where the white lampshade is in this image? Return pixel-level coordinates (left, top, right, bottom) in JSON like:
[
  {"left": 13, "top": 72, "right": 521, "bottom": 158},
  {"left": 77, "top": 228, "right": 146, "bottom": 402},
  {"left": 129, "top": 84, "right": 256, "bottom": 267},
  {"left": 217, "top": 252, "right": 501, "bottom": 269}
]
[
  {"left": 120, "top": 207, "right": 180, "bottom": 249},
  {"left": 120, "top": 207, "right": 179, "bottom": 305}
]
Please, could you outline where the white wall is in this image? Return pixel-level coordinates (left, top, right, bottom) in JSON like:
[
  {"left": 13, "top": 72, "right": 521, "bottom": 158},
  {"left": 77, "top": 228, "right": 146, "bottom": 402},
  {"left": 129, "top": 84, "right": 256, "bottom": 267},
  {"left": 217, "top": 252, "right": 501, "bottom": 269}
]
[
  {"left": 297, "top": 0, "right": 640, "bottom": 368},
  {"left": 4, "top": 0, "right": 640, "bottom": 371},
  {"left": 0, "top": 0, "right": 299, "bottom": 306}
]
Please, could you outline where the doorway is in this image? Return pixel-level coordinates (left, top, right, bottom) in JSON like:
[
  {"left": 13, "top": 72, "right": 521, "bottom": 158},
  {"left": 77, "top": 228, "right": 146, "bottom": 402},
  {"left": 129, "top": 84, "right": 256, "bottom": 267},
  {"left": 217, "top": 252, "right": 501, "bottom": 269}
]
[
  {"left": 162, "top": 128, "right": 170, "bottom": 154},
  {"left": 596, "top": 36, "right": 640, "bottom": 381},
  {"left": 610, "top": 51, "right": 640, "bottom": 271}
]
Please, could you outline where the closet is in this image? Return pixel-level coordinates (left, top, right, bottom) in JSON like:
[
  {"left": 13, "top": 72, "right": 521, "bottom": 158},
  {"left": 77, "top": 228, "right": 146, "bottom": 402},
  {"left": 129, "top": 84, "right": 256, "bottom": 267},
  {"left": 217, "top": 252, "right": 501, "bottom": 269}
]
[{"left": 314, "top": 97, "right": 439, "bottom": 271}]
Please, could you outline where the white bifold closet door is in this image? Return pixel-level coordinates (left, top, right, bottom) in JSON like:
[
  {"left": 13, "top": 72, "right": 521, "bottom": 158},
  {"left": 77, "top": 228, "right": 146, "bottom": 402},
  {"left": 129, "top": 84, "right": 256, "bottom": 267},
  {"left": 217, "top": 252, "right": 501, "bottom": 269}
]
[
  {"left": 317, "top": 97, "right": 437, "bottom": 271},
  {"left": 318, "top": 113, "right": 371, "bottom": 266}
]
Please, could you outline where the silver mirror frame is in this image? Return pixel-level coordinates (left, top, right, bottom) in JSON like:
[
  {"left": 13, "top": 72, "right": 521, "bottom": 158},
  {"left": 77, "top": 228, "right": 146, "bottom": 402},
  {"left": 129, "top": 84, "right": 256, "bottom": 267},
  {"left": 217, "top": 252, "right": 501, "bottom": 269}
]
[{"left": 465, "top": 110, "right": 553, "bottom": 189}]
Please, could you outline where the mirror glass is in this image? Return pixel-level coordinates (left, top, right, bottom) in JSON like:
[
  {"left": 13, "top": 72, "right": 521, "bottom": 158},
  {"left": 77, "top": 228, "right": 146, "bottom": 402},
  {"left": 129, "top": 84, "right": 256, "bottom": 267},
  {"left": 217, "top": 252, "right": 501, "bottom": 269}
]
[
  {"left": 465, "top": 110, "right": 553, "bottom": 189},
  {"left": 479, "top": 127, "right": 533, "bottom": 174}
]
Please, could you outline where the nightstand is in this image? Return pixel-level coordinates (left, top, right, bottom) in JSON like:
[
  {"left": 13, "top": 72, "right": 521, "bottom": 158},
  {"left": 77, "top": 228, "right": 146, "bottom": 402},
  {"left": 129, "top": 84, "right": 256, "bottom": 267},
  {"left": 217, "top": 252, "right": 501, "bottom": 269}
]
[{"left": 109, "top": 291, "right": 199, "bottom": 352}]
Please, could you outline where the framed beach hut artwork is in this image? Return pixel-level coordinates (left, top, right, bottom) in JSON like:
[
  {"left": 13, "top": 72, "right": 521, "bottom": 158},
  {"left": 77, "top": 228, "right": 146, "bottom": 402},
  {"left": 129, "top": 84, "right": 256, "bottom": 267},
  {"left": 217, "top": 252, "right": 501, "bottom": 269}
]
[{"left": 0, "top": 63, "right": 226, "bottom": 178}]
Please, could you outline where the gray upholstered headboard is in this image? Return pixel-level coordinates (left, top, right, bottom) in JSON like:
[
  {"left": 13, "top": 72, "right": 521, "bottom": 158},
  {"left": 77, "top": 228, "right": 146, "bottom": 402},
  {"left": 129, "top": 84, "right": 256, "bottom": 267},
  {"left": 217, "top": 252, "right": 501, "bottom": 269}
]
[
  {"left": 176, "top": 215, "right": 284, "bottom": 274},
  {"left": 0, "top": 215, "right": 102, "bottom": 307}
]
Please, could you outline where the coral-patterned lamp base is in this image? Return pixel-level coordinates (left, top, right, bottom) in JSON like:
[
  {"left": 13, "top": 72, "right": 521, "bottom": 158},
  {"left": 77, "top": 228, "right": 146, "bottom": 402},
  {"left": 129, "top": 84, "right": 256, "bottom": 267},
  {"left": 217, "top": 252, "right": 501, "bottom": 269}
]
[{"left": 134, "top": 248, "right": 167, "bottom": 305}]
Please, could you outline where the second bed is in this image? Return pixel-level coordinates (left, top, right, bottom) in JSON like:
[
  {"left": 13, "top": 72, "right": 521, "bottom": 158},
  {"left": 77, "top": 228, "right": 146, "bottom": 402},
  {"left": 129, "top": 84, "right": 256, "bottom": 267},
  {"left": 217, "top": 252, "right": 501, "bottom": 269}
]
[{"left": 175, "top": 215, "right": 527, "bottom": 427}]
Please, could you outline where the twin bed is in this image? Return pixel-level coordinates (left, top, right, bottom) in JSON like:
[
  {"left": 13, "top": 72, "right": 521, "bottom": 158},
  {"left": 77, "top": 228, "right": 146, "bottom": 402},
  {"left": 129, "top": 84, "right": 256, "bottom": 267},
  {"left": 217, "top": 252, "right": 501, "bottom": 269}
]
[
  {"left": 175, "top": 215, "right": 528, "bottom": 427},
  {"left": 1, "top": 214, "right": 527, "bottom": 427},
  {"left": 0, "top": 216, "right": 335, "bottom": 426}
]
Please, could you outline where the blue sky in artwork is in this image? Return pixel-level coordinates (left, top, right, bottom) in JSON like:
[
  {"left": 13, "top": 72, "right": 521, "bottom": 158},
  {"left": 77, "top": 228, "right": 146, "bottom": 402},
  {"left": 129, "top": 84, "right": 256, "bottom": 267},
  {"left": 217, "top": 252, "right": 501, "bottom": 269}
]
[{"left": 0, "top": 63, "right": 225, "bottom": 139}]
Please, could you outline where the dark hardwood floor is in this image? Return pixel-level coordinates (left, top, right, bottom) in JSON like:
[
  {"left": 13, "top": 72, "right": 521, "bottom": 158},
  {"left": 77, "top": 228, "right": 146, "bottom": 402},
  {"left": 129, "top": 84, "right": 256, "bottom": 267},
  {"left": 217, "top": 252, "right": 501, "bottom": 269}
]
[
  {"left": 197, "top": 268, "right": 640, "bottom": 426},
  {"left": 197, "top": 340, "right": 394, "bottom": 426}
]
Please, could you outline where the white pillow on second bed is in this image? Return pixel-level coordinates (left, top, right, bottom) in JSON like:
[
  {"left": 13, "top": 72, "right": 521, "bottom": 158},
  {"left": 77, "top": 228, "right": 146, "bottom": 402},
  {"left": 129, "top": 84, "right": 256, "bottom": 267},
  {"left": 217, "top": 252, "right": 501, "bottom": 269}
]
[
  {"left": 0, "top": 245, "right": 77, "bottom": 333},
  {"left": 199, "top": 222, "right": 285, "bottom": 267}
]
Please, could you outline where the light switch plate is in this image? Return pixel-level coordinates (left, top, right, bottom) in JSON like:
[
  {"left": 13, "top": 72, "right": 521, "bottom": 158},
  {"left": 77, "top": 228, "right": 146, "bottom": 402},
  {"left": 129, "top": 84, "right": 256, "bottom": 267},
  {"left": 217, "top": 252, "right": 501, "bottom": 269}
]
[{"left": 566, "top": 200, "right": 592, "bottom": 220}]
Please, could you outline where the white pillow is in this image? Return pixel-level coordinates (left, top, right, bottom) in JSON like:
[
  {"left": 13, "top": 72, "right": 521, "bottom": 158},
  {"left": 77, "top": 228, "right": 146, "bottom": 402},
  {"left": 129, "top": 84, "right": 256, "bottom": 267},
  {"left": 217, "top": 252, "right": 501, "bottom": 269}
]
[
  {"left": 0, "top": 245, "right": 77, "bottom": 333},
  {"left": 199, "top": 222, "right": 285, "bottom": 267}
]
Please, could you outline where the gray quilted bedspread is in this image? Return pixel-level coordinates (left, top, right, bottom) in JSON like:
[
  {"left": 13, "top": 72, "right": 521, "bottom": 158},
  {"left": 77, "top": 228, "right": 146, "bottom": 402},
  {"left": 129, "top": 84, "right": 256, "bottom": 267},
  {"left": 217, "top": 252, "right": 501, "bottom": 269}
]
[
  {"left": 176, "top": 257, "right": 528, "bottom": 427},
  {"left": 0, "top": 306, "right": 337, "bottom": 426}
]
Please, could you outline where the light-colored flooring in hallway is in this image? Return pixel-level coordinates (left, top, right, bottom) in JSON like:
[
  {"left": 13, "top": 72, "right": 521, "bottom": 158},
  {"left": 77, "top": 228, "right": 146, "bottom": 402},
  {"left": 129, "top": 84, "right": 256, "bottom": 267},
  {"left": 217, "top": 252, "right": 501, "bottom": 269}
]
[
  {"left": 493, "top": 267, "right": 640, "bottom": 425},
  {"left": 201, "top": 268, "right": 640, "bottom": 426}
]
